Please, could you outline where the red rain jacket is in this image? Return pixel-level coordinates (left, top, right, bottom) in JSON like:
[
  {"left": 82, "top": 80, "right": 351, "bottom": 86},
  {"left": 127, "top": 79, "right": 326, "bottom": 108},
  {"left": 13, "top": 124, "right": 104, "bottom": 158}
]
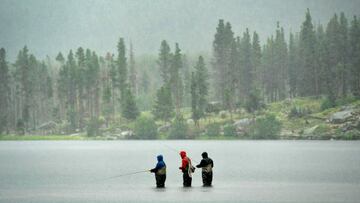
[{"left": 179, "top": 151, "right": 190, "bottom": 171}]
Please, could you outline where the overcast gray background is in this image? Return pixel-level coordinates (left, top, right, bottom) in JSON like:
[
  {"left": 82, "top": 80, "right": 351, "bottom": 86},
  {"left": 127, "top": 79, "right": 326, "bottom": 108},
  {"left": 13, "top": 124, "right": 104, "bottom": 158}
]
[{"left": 1, "top": 0, "right": 359, "bottom": 61}]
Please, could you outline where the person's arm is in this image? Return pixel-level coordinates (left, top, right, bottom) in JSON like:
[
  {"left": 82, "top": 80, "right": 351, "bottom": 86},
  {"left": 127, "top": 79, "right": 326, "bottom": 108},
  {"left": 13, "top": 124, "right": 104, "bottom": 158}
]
[
  {"left": 150, "top": 162, "right": 162, "bottom": 173},
  {"left": 179, "top": 158, "right": 187, "bottom": 170},
  {"left": 150, "top": 167, "right": 157, "bottom": 173},
  {"left": 196, "top": 159, "right": 206, "bottom": 168}
]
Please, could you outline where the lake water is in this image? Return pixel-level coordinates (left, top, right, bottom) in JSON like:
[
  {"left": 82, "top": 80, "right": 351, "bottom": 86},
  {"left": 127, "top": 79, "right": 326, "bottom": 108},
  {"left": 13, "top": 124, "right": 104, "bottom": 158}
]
[{"left": 0, "top": 140, "right": 359, "bottom": 203}]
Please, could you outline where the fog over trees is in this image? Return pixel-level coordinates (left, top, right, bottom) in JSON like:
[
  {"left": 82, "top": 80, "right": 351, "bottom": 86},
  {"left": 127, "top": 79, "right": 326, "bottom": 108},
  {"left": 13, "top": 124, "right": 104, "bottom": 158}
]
[{"left": 0, "top": 0, "right": 360, "bottom": 139}]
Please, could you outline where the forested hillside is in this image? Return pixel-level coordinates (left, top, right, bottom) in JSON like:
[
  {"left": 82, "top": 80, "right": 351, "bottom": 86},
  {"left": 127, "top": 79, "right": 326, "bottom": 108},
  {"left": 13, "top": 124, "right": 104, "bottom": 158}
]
[{"left": 0, "top": 10, "right": 359, "bottom": 139}]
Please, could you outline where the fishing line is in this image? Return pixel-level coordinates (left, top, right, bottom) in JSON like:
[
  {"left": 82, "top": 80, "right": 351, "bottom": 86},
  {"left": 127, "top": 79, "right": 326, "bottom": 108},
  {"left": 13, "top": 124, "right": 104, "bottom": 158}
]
[
  {"left": 97, "top": 169, "right": 149, "bottom": 182},
  {"left": 162, "top": 143, "right": 199, "bottom": 164}
]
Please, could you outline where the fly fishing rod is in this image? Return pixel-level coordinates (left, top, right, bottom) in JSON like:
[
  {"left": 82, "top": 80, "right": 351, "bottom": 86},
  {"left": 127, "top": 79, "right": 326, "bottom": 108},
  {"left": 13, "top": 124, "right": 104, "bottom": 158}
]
[
  {"left": 162, "top": 143, "right": 199, "bottom": 164},
  {"left": 100, "top": 169, "right": 150, "bottom": 181}
]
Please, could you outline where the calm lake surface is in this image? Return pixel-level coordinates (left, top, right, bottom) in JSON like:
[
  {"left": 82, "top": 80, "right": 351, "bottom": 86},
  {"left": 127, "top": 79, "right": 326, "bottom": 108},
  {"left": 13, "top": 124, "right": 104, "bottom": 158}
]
[{"left": 0, "top": 140, "right": 359, "bottom": 203}]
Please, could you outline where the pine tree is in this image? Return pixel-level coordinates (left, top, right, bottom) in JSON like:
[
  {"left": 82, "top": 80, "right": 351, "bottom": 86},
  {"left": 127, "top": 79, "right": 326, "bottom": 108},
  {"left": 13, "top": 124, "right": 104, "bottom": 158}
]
[
  {"left": 325, "top": 14, "right": 341, "bottom": 102},
  {"left": 182, "top": 54, "right": 191, "bottom": 107},
  {"left": 349, "top": 15, "right": 360, "bottom": 97},
  {"left": 239, "top": 28, "right": 254, "bottom": 102},
  {"left": 66, "top": 50, "right": 78, "bottom": 132},
  {"left": 129, "top": 42, "right": 137, "bottom": 95},
  {"left": 262, "top": 37, "right": 277, "bottom": 102},
  {"left": 252, "top": 31, "right": 262, "bottom": 87},
  {"left": 213, "top": 20, "right": 234, "bottom": 105},
  {"left": 107, "top": 53, "right": 118, "bottom": 114},
  {"left": 152, "top": 85, "right": 174, "bottom": 122},
  {"left": 228, "top": 37, "right": 239, "bottom": 109},
  {"left": 298, "top": 9, "right": 317, "bottom": 96},
  {"left": 274, "top": 24, "right": 288, "bottom": 100},
  {"left": 0, "top": 48, "right": 10, "bottom": 134},
  {"left": 140, "top": 70, "right": 150, "bottom": 94},
  {"left": 191, "top": 72, "right": 198, "bottom": 122},
  {"left": 56, "top": 52, "right": 65, "bottom": 64},
  {"left": 76, "top": 47, "right": 86, "bottom": 130},
  {"left": 121, "top": 87, "right": 139, "bottom": 120},
  {"left": 191, "top": 56, "right": 208, "bottom": 126},
  {"left": 288, "top": 32, "right": 298, "bottom": 97},
  {"left": 170, "top": 43, "right": 183, "bottom": 114},
  {"left": 14, "top": 46, "right": 32, "bottom": 131},
  {"left": 117, "top": 38, "right": 127, "bottom": 98},
  {"left": 158, "top": 40, "right": 172, "bottom": 84},
  {"left": 315, "top": 24, "right": 327, "bottom": 95},
  {"left": 339, "top": 12, "right": 349, "bottom": 96}
]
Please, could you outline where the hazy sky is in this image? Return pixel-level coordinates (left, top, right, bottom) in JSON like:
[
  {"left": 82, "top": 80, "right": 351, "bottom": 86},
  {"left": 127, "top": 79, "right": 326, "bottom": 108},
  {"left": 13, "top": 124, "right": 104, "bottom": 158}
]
[{"left": 1, "top": 0, "right": 359, "bottom": 61}]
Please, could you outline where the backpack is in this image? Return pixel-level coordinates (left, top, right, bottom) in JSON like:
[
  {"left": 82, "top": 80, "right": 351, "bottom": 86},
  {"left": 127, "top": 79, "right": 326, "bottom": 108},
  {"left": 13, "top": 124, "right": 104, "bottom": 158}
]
[{"left": 187, "top": 157, "right": 196, "bottom": 177}]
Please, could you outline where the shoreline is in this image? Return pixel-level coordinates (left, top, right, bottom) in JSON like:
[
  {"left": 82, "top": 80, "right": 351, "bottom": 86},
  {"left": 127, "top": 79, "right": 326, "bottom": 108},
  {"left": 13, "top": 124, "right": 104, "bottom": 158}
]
[{"left": 1, "top": 134, "right": 358, "bottom": 141}]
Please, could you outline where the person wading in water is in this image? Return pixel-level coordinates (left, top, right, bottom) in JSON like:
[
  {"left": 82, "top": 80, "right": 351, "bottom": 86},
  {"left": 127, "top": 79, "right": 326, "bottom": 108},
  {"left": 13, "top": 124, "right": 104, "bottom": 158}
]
[
  {"left": 149, "top": 155, "right": 166, "bottom": 188},
  {"left": 196, "top": 152, "right": 214, "bottom": 187},
  {"left": 179, "top": 151, "right": 195, "bottom": 187}
]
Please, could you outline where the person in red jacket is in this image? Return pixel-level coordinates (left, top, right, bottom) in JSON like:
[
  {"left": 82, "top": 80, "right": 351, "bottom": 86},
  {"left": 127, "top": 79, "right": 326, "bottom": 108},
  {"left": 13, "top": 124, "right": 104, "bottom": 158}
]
[{"left": 179, "top": 150, "right": 194, "bottom": 187}]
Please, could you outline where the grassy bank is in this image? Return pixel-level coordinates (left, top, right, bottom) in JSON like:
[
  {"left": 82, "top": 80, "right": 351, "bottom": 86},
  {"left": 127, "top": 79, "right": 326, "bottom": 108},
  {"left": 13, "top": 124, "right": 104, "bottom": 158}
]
[
  {"left": 0, "top": 135, "right": 85, "bottom": 141},
  {"left": 1, "top": 97, "right": 360, "bottom": 141}
]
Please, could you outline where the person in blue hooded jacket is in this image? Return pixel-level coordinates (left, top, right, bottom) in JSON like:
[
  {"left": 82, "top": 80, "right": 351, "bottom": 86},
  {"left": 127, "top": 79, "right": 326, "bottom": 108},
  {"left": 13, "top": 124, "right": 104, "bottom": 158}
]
[{"left": 149, "top": 155, "right": 166, "bottom": 188}]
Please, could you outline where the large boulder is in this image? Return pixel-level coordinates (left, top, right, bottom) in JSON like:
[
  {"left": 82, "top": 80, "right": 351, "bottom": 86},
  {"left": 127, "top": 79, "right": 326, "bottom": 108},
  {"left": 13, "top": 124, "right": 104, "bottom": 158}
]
[
  {"left": 233, "top": 118, "right": 252, "bottom": 128},
  {"left": 233, "top": 118, "right": 253, "bottom": 135},
  {"left": 121, "top": 130, "right": 134, "bottom": 138},
  {"left": 37, "top": 121, "right": 58, "bottom": 130},
  {"left": 329, "top": 110, "right": 353, "bottom": 124},
  {"left": 187, "top": 119, "right": 195, "bottom": 125},
  {"left": 158, "top": 124, "right": 171, "bottom": 133},
  {"left": 303, "top": 125, "right": 319, "bottom": 135}
]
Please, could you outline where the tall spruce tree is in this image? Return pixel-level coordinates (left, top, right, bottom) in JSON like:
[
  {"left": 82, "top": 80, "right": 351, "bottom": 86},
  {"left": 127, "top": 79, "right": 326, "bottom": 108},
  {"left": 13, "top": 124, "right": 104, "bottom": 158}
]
[
  {"left": 170, "top": 43, "right": 183, "bottom": 114},
  {"left": 152, "top": 85, "right": 174, "bottom": 122},
  {"left": 349, "top": 15, "right": 360, "bottom": 97},
  {"left": 288, "top": 32, "right": 298, "bottom": 97},
  {"left": 0, "top": 48, "right": 10, "bottom": 134},
  {"left": 298, "top": 9, "right": 317, "bottom": 96},
  {"left": 239, "top": 28, "right": 254, "bottom": 102},
  {"left": 274, "top": 23, "right": 288, "bottom": 100},
  {"left": 191, "top": 56, "right": 208, "bottom": 126},
  {"left": 129, "top": 42, "right": 137, "bottom": 95},
  {"left": 339, "top": 12, "right": 349, "bottom": 96},
  {"left": 158, "top": 40, "right": 172, "bottom": 85},
  {"left": 213, "top": 20, "right": 234, "bottom": 105},
  {"left": 325, "top": 14, "right": 341, "bottom": 102},
  {"left": 121, "top": 87, "right": 139, "bottom": 120},
  {"left": 117, "top": 38, "right": 127, "bottom": 98},
  {"left": 252, "top": 31, "right": 262, "bottom": 87}
]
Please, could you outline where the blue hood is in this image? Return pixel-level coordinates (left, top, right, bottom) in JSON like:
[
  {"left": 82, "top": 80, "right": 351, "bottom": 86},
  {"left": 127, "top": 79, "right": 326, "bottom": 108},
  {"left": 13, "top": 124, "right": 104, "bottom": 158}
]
[
  {"left": 157, "top": 155, "right": 163, "bottom": 162},
  {"left": 155, "top": 155, "right": 165, "bottom": 170}
]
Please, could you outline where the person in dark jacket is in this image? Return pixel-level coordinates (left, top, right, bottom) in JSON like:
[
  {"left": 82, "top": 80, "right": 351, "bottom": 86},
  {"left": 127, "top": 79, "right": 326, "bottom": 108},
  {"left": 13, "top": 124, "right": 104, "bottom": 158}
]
[
  {"left": 196, "top": 152, "right": 214, "bottom": 186},
  {"left": 179, "top": 151, "right": 194, "bottom": 187},
  {"left": 150, "top": 155, "right": 166, "bottom": 188}
]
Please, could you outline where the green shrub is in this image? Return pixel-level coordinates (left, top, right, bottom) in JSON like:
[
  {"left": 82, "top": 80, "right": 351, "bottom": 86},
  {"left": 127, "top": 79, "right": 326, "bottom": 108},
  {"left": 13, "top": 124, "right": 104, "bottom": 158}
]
[
  {"left": 206, "top": 102, "right": 222, "bottom": 114},
  {"left": 134, "top": 115, "right": 157, "bottom": 139},
  {"left": 343, "top": 130, "right": 360, "bottom": 140},
  {"left": 169, "top": 115, "right": 188, "bottom": 139},
  {"left": 206, "top": 123, "right": 221, "bottom": 137},
  {"left": 288, "top": 106, "right": 312, "bottom": 118},
  {"left": 223, "top": 124, "right": 237, "bottom": 137},
  {"left": 87, "top": 118, "right": 102, "bottom": 136},
  {"left": 321, "top": 97, "right": 336, "bottom": 111},
  {"left": 336, "top": 96, "right": 357, "bottom": 106},
  {"left": 245, "top": 88, "right": 263, "bottom": 113},
  {"left": 219, "top": 111, "right": 227, "bottom": 119},
  {"left": 16, "top": 119, "right": 25, "bottom": 135},
  {"left": 249, "top": 114, "right": 282, "bottom": 139}
]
